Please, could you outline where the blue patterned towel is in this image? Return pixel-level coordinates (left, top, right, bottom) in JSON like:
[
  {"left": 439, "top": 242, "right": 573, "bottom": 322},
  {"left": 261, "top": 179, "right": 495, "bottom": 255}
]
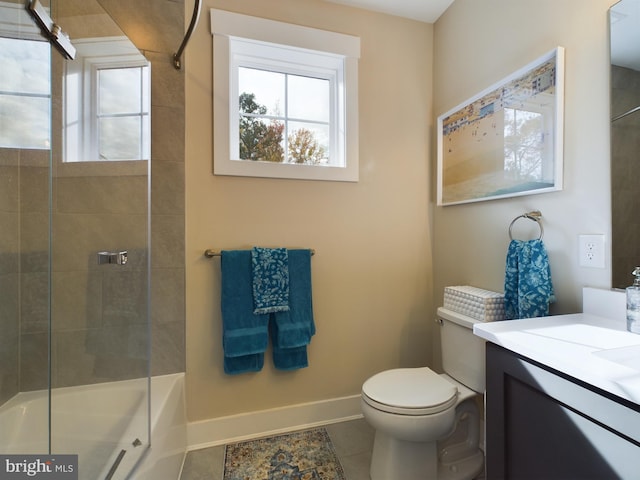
[
  {"left": 504, "top": 239, "right": 555, "bottom": 320},
  {"left": 251, "top": 247, "right": 290, "bottom": 314}
]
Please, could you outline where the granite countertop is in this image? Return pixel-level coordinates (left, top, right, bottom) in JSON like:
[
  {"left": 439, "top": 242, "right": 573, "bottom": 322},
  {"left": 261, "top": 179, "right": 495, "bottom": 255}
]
[{"left": 473, "top": 313, "right": 640, "bottom": 405}]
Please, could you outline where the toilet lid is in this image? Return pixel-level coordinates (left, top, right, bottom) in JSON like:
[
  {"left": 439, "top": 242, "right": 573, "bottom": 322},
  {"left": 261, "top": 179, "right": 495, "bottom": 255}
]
[{"left": 362, "top": 368, "right": 458, "bottom": 415}]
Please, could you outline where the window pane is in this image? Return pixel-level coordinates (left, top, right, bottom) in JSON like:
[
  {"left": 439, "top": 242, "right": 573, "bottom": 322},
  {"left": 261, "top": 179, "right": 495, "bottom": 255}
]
[
  {"left": 288, "top": 75, "right": 330, "bottom": 122},
  {"left": 0, "top": 38, "right": 50, "bottom": 95},
  {"left": 99, "top": 116, "right": 141, "bottom": 160},
  {"left": 239, "top": 67, "right": 284, "bottom": 117},
  {"left": 0, "top": 95, "right": 50, "bottom": 149},
  {"left": 0, "top": 37, "right": 50, "bottom": 149},
  {"left": 98, "top": 67, "right": 142, "bottom": 115},
  {"left": 141, "top": 66, "right": 150, "bottom": 114},
  {"left": 287, "top": 122, "right": 329, "bottom": 165},
  {"left": 239, "top": 117, "right": 284, "bottom": 162}
]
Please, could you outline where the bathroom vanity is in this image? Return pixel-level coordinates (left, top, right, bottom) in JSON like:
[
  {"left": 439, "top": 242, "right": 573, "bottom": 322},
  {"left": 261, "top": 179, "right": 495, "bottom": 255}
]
[{"left": 474, "top": 309, "right": 640, "bottom": 479}]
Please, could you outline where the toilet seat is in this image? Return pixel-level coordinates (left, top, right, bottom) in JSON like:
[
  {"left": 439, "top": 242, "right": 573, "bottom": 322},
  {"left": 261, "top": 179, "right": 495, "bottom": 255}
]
[{"left": 362, "top": 368, "right": 458, "bottom": 416}]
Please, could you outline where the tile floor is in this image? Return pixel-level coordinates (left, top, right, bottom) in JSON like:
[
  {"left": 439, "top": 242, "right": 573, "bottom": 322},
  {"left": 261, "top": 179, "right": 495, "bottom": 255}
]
[
  {"left": 179, "top": 417, "right": 486, "bottom": 480},
  {"left": 179, "top": 418, "right": 375, "bottom": 480}
]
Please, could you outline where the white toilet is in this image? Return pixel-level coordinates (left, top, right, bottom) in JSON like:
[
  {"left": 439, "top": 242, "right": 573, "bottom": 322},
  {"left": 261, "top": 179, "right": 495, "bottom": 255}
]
[{"left": 361, "top": 307, "right": 486, "bottom": 480}]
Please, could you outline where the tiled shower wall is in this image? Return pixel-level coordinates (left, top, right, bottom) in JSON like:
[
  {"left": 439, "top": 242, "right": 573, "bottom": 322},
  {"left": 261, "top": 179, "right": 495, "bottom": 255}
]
[
  {"left": 0, "top": 154, "right": 17, "bottom": 404},
  {"left": 0, "top": 0, "right": 185, "bottom": 402},
  {"left": 49, "top": 0, "right": 186, "bottom": 386},
  {"left": 0, "top": 150, "right": 49, "bottom": 404}
]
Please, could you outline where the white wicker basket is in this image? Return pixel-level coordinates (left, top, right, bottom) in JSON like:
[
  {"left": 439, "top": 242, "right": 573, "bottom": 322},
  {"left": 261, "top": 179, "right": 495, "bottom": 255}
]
[{"left": 443, "top": 286, "right": 505, "bottom": 322}]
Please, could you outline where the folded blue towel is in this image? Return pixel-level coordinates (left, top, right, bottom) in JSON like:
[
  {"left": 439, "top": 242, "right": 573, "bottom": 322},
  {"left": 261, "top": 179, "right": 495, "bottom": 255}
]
[
  {"left": 271, "top": 249, "right": 315, "bottom": 370},
  {"left": 224, "top": 353, "right": 264, "bottom": 375},
  {"left": 272, "top": 249, "right": 315, "bottom": 349},
  {"left": 251, "top": 247, "right": 290, "bottom": 314},
  {"left": 504, "top": 239, "right": 555, "bottom": 320},
  {"left": 221, "top": 250, "right": 269, "bottom": 374},
  {"left": 273, "top": 345, "right": 308, "bottom": 371}
]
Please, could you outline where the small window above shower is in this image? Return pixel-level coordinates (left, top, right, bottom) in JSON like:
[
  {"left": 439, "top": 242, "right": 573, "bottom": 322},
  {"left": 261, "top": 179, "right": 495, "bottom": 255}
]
[{"left": 63, "top": 37, "right": 150, "bottom": 163}]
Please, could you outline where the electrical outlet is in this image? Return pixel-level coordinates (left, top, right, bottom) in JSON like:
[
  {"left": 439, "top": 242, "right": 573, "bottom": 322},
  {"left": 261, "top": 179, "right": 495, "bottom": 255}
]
[{"left": 579, "top": 234, "right": 606, "bottom": 268}]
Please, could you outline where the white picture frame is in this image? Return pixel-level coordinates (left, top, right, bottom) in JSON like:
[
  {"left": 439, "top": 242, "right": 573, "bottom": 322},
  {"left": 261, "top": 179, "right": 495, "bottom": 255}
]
[{"left": 437, "top": 47, "right": 564, "bottom": 206}]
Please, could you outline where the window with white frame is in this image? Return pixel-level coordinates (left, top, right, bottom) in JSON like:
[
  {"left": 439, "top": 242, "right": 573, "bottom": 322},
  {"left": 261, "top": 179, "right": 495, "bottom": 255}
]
[
  {"left": 211, "top": 9, "right": 360, "bottom": 182},
  {"left": 95, "top": 64, "right": 150, "bottom": 160},
  {"left": 64, "top": 37, "right": 150, "bottom": 162}
]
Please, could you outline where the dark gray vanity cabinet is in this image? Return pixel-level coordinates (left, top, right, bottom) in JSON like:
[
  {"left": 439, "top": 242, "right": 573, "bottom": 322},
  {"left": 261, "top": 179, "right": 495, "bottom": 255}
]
[{"left": 485, "top": 343, "right": 640, "bottom": 479}]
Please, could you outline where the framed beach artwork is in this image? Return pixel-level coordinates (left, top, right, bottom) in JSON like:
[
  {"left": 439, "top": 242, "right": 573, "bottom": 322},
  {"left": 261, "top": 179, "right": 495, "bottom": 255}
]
[{"left": 437, "top": 47, "right": 564, "bottom": 206}]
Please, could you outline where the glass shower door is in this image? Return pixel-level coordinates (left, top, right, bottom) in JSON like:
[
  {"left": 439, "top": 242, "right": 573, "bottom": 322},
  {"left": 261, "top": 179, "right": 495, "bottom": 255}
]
[
  {"left": 49, "top": 0, "right": 151, "bottom": 477},
  {"left": 0, "top": 0, "right": 52, "bottom": 456}
]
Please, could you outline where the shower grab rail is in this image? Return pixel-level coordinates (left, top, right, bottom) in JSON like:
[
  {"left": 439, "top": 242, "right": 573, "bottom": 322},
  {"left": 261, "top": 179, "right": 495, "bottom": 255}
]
[
  {"left": 508, "top": 211, "right": 543, "bottom": 241},
  {"left": 612, "top": 105, "right": 640, "bottom": 123},
  {"left": 173, "top": 0, "right": 202, "bottom": 69},
  {"left": 204, "top": 248, "right": 315, "bottom": 258}
]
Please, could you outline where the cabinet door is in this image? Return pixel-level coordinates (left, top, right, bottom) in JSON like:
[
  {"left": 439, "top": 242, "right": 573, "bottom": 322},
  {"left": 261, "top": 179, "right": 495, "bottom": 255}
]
[{"left": 486, "top": 343, "right": 640, "bottom": 479}]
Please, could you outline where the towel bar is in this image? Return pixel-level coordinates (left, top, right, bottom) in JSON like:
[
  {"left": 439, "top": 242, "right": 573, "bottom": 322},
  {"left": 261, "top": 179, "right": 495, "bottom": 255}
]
[{"left": 204, "top": 248, "right": 315, "bottom": 258}]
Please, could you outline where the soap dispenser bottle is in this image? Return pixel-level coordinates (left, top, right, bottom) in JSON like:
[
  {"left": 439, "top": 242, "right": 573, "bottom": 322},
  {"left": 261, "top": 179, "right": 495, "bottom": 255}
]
[{"left": 627, "top": 266, "right": 640, "bottom": 334}]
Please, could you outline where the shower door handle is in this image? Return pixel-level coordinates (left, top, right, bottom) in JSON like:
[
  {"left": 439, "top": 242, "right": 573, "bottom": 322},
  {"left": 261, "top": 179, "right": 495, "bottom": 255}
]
[{"left": 97, "top": 251, "right": 128, "bottom": 265}]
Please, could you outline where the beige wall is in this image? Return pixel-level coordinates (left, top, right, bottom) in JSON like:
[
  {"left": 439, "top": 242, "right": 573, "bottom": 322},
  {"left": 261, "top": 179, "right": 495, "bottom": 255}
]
[
  {"left": 432, "top": 0, "right": 615, "bottom": 367},
  {"left": 185, "top": 0, "right": 617, "bottom": 423},
  {"left": 185, "top": 0, "right": 434, "bottom": 421}
]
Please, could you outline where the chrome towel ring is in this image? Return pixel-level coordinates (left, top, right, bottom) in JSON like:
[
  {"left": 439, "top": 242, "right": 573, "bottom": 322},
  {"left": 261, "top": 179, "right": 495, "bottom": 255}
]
[{"left": 509, "top": 211, "right": 544, "bottom": 241}]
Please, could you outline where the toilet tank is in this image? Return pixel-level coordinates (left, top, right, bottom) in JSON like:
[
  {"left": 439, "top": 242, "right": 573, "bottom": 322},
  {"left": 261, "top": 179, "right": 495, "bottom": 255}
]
[{"left": 437, "top": 307, "right": 486, "bottom": 392}]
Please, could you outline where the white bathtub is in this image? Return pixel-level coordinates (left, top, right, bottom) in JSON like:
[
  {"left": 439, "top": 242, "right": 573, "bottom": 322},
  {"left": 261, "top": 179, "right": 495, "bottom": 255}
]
[{"left": 0, "top": 373, "right": 186, "bottom": 480}]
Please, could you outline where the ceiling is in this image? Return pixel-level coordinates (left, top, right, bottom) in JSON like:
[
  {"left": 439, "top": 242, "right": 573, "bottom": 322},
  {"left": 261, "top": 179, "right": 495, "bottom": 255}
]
[
  {"left": 326, "top": 1, "right": 637, "bottom": 71},
  {"left": 324, "top": 0, "right": 455, "bottom": 23}
]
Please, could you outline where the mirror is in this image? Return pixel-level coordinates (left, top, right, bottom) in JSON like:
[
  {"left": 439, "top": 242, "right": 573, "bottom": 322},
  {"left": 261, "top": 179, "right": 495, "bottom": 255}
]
[{"left": 611, "top": 0, "right": 640, "bottom": 288}]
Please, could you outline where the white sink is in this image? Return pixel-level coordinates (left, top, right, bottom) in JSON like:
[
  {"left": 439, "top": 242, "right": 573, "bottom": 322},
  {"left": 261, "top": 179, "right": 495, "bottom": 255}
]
[{"left": 592, "top": 345, "right": 640, "bottom": 372}]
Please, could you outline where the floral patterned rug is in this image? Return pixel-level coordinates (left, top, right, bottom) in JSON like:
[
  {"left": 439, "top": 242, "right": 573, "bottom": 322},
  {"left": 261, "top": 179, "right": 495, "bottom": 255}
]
[{"left": 223, "top": 427, "right": 346, "bottom": 480}]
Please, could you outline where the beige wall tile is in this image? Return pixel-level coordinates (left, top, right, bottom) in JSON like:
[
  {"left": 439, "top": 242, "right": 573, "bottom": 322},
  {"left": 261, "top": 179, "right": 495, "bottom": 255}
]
[{"left": 151, "top": 105, "right": 185, "bottom": 163}]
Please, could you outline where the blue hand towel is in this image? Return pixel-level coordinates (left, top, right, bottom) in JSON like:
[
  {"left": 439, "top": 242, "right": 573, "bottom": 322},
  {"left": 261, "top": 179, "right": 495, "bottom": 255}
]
[
  {"left": 221, "top": 250, "right": 269, "bottom": 374},
  {"left": 271, "top": 249, "right": 315, "bottom": 370},
  {"left": 251, "top": 247, "right": 290, "bottom": 314},
  {"left": 504, "top": 239, "right": 555, "bottom": 320}
]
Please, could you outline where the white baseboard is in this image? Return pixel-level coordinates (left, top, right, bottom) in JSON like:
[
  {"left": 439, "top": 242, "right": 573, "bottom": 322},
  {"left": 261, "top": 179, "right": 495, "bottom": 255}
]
[{"left": 187, "top": 394, "right": 363, "bottom": 451}]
